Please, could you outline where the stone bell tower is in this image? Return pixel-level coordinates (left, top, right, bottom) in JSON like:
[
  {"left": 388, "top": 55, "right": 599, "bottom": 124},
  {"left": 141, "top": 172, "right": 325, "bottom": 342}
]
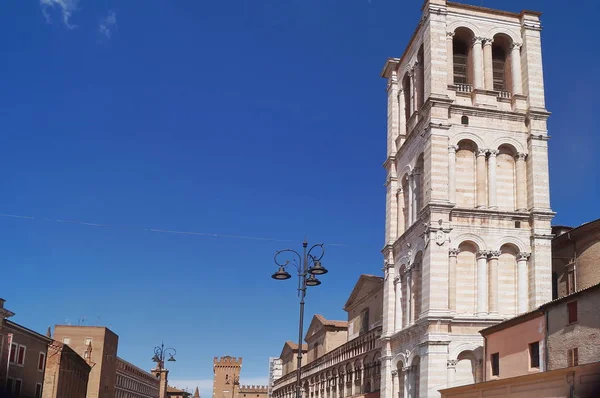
[
  {"left": 213, "top": 356, "right": 242, "bottom": 398},
  {"left": 379, "top": 0, "right": 553, "bottom": 397}
]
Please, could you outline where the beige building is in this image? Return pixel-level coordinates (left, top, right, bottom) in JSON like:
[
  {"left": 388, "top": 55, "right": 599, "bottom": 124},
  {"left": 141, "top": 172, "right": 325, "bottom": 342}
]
[
  {"left": 439, "top": 283, "right": 600, "bottom": 397},
  {"left": 379, "top": 0, "right": 553, "bottom": 396},
  {"left": 1, "top": 319, "right": 52, "bottom": 398},
  {"left": 272, "top": 274, "right": 383, "bottom": 398},
  {"left": 53, "top": 325, "right": 160, "bottom": 398},
  {"left": 552, "top": 218, "right": 600, "bottom": 299}
]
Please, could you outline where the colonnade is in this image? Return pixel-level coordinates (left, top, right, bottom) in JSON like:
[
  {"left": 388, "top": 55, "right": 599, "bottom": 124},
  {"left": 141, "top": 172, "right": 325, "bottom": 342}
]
[
  {"left": 393, "top": 263, "right": 420, "bottom": 331},
  {"left": 446, "top": 32, "right": 523, "bottom": 95},
  {"left": 448, "top": 146, "right": 527, "bottom": 211},
  {"left": 448, "top": 248, "right": 530, "bottom": 315}
]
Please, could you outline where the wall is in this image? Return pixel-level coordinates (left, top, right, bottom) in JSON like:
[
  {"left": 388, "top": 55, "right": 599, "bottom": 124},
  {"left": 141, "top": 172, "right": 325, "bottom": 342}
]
[
  {"left": 552, "top": 221, "right": 600, "bottom": 298},
  {"left": 53, "top": 325, "right": 119, "bottom": 398},
  {"left": 3, "top": 321, "right": 50, "bottom": 398},
  {"left": 347, "top": 287, "right": 383, "bottom": 341},
  {"left": 546, "top": 287, "right": 600, "bottom": 370},
  {"left": 43, "top": 342, "right": 90, "bottom": 398},
  {"left": 483, "top": 314, "right": 545, "bottom": 381},
  {"left": 115, "top": 357, "right": 159, "bottom": 398},
  {"left": 440, "top": 361, "right": 600, "bottom": 398}
]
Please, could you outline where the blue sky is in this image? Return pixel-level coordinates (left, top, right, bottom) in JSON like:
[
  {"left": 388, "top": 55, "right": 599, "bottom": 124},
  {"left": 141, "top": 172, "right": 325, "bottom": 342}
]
[{"left": 0, "top": 0, "right": 598, "bottom": 396}]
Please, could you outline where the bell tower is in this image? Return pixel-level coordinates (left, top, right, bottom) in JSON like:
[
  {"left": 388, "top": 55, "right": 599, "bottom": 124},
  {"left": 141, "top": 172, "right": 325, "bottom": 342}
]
[
  {"left": 213, "top": 356, "right": 242, "bottom": 398},
  {"left": 380, "top": 0, "right": 553, "bottom": 397}
]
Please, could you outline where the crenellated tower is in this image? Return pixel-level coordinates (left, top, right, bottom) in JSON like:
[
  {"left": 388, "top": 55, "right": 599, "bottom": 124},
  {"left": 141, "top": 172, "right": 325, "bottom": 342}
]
[
  {"left": 213, "top": 356, "right": 242, "bottom": 398},
  {"left": 379, "top": 0, "right": 553, "bottom": 397}
]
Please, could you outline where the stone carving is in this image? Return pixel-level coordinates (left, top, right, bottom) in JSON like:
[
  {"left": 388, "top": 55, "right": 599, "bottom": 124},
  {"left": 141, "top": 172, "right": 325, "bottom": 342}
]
[
  {"left": 517, "top": 252, "right": 531, "bottom": 261},
  {"left": 488, "top": 250, "right": 501, "bottom": 259},
  {"left": 511, "top": 42, "right": 522, "bottom": 51},
  {"left": 448, "top": 248, "right": 460, "bottom": 257},
  {"left": 488, "top": 149, "right": 498, "bottom": 157},
  {"left": 476, "top": 149, "right": 487, "bottom": 157},
  {"left": 515, "top": 152, "right": 527, "bottom": 161},
  {"left": 447, "top": 360, "right": 457, "bottom": 368},
  {"left": 476, "top": 250, "right": 489, "bottom": 259},
  {"left": 446, "top": 31, "right": 455, "bottom": 39},
  {"left": 435, "top": 230, "right": 446, "bottom": 246}
]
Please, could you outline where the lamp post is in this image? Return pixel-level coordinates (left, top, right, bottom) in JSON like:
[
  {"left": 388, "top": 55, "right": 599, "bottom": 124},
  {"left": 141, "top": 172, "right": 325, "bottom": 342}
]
[
  {"left": 152, "top": 343, "right": 176, "bottom": 398},
  {"left": 271, "top": 240, "right": 328, "bottom": 398}
]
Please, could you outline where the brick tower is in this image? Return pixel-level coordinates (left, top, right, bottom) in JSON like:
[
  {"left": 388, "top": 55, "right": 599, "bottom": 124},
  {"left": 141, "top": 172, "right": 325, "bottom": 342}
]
[
  {"left": 213, "top": 356, "right": 242, "bottom": 398},
  {"left": 379, "top": 0, "right": 553, "bottom": 397}
]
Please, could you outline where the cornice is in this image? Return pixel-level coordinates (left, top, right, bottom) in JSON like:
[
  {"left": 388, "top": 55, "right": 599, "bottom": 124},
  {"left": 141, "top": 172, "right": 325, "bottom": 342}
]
[
  {"left": 449, "top": 104, "right": 527, "bottom": 122},
  {"left": 451, "top": 207, "right": 531, "bottom": 220}
]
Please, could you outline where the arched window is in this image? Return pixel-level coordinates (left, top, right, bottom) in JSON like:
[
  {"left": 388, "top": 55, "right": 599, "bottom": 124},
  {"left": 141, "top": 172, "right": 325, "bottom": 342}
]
[
  {"left": 492, "top": 34, "right": 513, "bottom": 92},
  {"left": 402, "top": 74, "right": 412, "bottom": 123},
  {"left": 456, "top": 242, "right": 477, "bottom": 314},
  {"left": 416, "top": 46, "right": 425, "bottom": 109},
  {"left": 496, "top": 144, "right": 517, "bottom": 211},
  {"left": 452, "top": 29, "right": 475, "bottom": 86},
  {"left": 498, "top": 244, "right": 518, "bottom": 315},
  {"left": 455, "top": 140, "right": 477, "bottom": 208},
  {"left": 461, "top": 115, "right": 469, "bottom": 125}
]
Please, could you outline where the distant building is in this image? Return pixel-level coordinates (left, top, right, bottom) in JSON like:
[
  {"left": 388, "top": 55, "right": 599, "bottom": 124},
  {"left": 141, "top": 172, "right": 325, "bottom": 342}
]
[
  {"left": 268, "top": 357, "right": 282, "bottom": 398},
  {"left": 272, "top": 274, "right": 384, "bottom": 398},
  {"left": 42, "top": 340, "right": 91, "bottom": 398},
  {"left": 440, "top": 283, "right": 600, "bottom": 397},
  {"left": 1, "top": 319, "right": 52, "bottom": 398},
  {"left": 552, "top": 219, "right": 600, "bottom": 299},
  {"left": 212, "top": 356, "right": 268, "bottom": 398},
  {"left": 116, "top": 357, "right": 160, "bottom": 398},
  {"left": 167, "top": 385, "right": 191, "bottom": 398},
  {"left": 53, "top": 325, "right": 159, "bottom": 398}
]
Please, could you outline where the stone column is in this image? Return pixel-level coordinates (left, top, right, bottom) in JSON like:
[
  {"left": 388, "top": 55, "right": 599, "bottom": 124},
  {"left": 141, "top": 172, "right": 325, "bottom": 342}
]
[
  {"left": 408, "top": 69, "right": 415, "bottom": 117},
  {"left": 515, "top": 152, "right": 527, "bottom": 211},
  {"left": 410, "top": 265, "right": 418, "bottom": 323},
  {"left": 398, "top": 89, "right": 406, "bottom": 139},
  {"left": 517, "top": 252, "right": 530, "bottom": 313},
  {"left": 448, "top": 248, "right": 459, "bottom": 312},
  {"left": 471, "top": 37, "right": 484, "bottom": 89},
  {"left": 414, "top": 62, "right": 422, "bottom": 111},
  {"left": 397, "top": 188, "right": 405, "bottom": 238},
  {"left": 487, "top": 149, "right": 498, "bottom": 209},
  {"left": 510, "top": 43, "right": 523, "bottom": 95},
  {"left": 448, "top": 145, "right": 457, "bottom": 204},
  {"left": 476, "top": 251, "right": 489, "bottom": 315},
  {"left": 412, "top": 169, "right": 421, "bottom": 221},
  {"left": 390, "top": 370, "right": 396, "bottom": 398},
  {"left": 402, "top": 368, "right": 410, "bottom": 398},
  {"left": 476, "top": 149, "right": 487, "bottom": 208},
  {"left": 482, "top": 38, "right": 494, "bottom": 90},
  {"left": 158, "top": 369, "right": 169, "bottom": 398},
  {"left": 407, "top": 174, "right": 414, "bottom": 226},
  {"left": 446, "top": 360, "right": 457, "bottom": 388},
  {"left": 405, "top": 270, "right": 412, "bottom": 325},
  {"left": 488, "top": 251, "right": 500, "bottom": 314},
  {"left": 446, "top": 32, "right": 455, "bottom": 86},
  {"left": 394, "top": 276, "right": 403, "bottom": 331}
]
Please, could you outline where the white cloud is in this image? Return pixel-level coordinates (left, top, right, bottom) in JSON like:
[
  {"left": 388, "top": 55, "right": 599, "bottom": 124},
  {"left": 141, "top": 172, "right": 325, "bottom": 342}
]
[
  {"left": 40, "top": 0, "right": 79, "bottom": 28},
  {"left": 99, "top": 10, "right": 117, "bottom": 38},
  {"left": 170, "top": 377, "right": 269, "bottom": 398}
]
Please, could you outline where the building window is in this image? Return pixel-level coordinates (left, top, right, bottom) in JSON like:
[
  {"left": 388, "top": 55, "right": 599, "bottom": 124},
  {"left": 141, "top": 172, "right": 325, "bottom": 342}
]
[
  {"left": 567, "top": 268, "right": 576, "bottom": 294},
  {"left": 567, "top": 348, "right": 579, "bottom": 367},
  {"left": 453, "top": 40, "right": 468, "bottom": 84},
  {"left": 63, "top": 337, "right": 71, "bottom": 345},
  {"left": 36, "top": 383, "right": 43, "bottom": 398},
  {"left": 461, "top": 115, "right": 469, "bottom": 125},
  {"left": 491, "top": 353, "right": 499, "bottom": 376},
  {"left": 7, "top": 378, "right": 14, "bottom": 393},
  {"left": 15, "top": 379, "right": 22, "bottom": 397},
  {"left": 492, "top": 46, "right": 506, "bottom": 91},
  {"left": 85, "top": 337, "right": 92, "bottom": 346},
  {"left": 17, "top": 345, "right": 26, "bottom": 366},
  {"left": 568, "top": 301, "right": 578, "bottom": 324},
  {"left": 9, "top": 343, "right": 17, "bottom": 363},
  {"left": 529, "top": 342, "right": 540, "bottom": 368},
  {"left": 38, "top": 352, "right": 46, "bottom": 371}
]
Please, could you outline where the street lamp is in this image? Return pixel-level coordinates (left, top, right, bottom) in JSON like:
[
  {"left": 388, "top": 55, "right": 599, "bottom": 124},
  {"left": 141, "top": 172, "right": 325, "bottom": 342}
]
[
  {"left": 271, "top": 240, "right": 328, "bottom": 398},
  {"left": 152, "top": 342, "right": 176, "bottom": 373}
]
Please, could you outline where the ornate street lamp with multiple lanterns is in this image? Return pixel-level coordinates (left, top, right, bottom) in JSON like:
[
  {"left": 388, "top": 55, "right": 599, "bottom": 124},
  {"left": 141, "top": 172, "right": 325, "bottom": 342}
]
[{"left": 271, "top": 240, "right": 328, "bottom": 398}]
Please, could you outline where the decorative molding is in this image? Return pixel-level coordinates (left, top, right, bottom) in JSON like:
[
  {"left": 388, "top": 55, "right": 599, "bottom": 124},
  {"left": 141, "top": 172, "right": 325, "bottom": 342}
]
[
  {"left": 448, "top": 248, "right": 460, "bottom": 257},
  {"left": 447, "top": 360, "right": 457, "bottom": 368},
  {"left": 476, "top": 149, "right": 487, "bottom": 157},
  {"left": 517, "top": 252, "right": 531, "bottom": 262},
  {"left": 476, "top": 250, "right": 489, "bottom": 259},
  {"left": 448, "top": 145, "right": 457, "bottom": 154},
  {"left": 510, "top": 42, "right": 522, "bottom": 51},
  {"left": 488, "top": 250, "right": 501, "bottom": 259},
  {"left": 488, "top": 149, "right": 499, "bottom": 157},
  {"left": 446, "top": 31, "right": 455, "bottom": 40},
  {"left": 515, "top": 152, "right": 527, "bottom": 161},
  {"left": 482, "top": 37, "right": 494, "bottom": 46},
  {"left": 472, "top": 37, "right": 484, "bottom": 46}
]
